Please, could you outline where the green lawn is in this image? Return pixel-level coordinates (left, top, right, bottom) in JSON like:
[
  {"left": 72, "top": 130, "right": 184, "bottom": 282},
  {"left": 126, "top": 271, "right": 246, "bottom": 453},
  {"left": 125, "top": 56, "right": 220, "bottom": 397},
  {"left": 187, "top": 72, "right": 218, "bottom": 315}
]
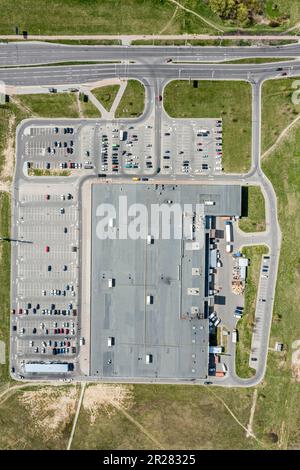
[
  {"left": 16, "top": 93, "right": 79, "bottom": 118},
  {"left": 132, "top": 39, "right": 251, "bottom": 46},
  {"left": 92, "top": 85, "right": 120, "bottom": 112},
  {"left": 224, "top": 58, "right": 293, "bottom": 64},
  {"left": 28, "top": 168, "right": 71, "bottom": 177},
  {"left": 0, "top": 0, "right": 214, "bottom": 35},
  {"left": 239, "top": 186, "right": 266, "bottom": 233},
  {"left": 262, "top": 78, "right": 300, "bottom": 153},
  {"left": 0, "top": 192, "right": 11, "bottom": 385},
  {"left": 163, "top": 80, "right": 252, "bottom": 173},
  {"left": 235, "top": 245, "right": 268, "bottom": 379},
  {"left": 115, "top": 80, "right": 145, "bottom": 118},
  {"left": 0, "top": 0, "right": 298, "bottom": 35}
]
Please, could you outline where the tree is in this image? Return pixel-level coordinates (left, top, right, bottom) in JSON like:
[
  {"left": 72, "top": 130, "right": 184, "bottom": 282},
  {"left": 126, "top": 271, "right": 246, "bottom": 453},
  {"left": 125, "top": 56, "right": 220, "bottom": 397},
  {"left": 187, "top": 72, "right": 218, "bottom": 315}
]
[{"left": 237, "top": 3, "right": 249, "bottom": 24}]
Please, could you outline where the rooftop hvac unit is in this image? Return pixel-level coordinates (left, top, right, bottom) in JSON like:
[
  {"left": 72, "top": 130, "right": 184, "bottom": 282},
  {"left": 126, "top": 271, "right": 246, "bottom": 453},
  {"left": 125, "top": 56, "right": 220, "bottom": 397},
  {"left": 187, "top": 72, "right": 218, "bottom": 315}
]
[{"left": 146, "top": 295, "right": 153, "bottom": 305}]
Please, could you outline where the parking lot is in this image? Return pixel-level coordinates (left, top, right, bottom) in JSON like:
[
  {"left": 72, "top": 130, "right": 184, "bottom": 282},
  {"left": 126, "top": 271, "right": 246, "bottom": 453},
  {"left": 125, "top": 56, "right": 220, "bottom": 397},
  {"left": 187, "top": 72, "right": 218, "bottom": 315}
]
[
  {"left": 97, "top": 119, "right": 156, "bottom": 176},
  {"left": 11, "top": 156, "right": 81, "bottom": 377},
  {"left": 23, "top": 123, "right": 97, "bottom": 174},
  {"left": 249, "top": 254, "right": 271, "bottom": 369},
  {"left": 161, "top": 118, "right": 222, "bottom": 177}
]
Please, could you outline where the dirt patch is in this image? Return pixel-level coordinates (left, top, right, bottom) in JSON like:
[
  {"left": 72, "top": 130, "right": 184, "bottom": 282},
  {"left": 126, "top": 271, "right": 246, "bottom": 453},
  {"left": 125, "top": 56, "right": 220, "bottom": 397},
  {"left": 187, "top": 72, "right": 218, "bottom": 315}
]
[
  {"left": 76, "top": 92, "right": 84, "bottom": 118},
  {"left": 82, "top": 384, "right": 133, "bottom": 424},
  {"left": 292, "top": 354, "right": 300, "bottom": 380},
  {"left": 0, "top": 340, "right": 5, "bottom": 364},
  {"left": 253, "top": 14, "right": 270, "bottom": 26},
  {"left": 19, "top": 386, "right": 78, "bottom": 438},
  {"left": 0, "top": 112, "right": 15, "bottom": 188},
  {"left": 291, "top": 343, "right": 300, "bottom": 381}
]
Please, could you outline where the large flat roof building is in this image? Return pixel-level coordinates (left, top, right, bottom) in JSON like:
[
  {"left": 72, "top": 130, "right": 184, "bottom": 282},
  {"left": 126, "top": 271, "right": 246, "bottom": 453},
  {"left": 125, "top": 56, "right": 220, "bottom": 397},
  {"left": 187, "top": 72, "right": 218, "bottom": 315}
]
[{"left": 89, "top": 183, "right": 241, "bottom": 382}]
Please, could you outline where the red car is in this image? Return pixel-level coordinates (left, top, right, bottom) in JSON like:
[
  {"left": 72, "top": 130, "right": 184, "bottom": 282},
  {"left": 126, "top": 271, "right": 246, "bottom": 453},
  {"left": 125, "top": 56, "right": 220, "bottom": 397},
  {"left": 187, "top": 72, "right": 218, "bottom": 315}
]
[{"left": 45, "top": 246, "right": 50, "bottom": 253}]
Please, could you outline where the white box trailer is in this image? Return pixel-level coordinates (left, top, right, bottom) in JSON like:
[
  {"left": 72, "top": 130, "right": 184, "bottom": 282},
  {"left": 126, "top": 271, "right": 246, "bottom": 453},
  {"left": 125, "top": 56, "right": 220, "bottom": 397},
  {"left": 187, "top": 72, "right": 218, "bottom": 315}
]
[
  {"left": 225, "top": 221, "right": 232, "bottom": 243},
  {"left": 232, "top": 329, "right": 238, "bottom": 344}
]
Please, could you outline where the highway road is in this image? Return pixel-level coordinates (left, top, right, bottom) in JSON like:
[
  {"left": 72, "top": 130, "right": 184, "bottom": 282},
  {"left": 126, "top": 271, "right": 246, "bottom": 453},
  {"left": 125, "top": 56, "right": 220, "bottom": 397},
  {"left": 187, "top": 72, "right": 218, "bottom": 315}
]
[
  {"left": 1, "top": 41, "right": 300, "bottom": 66},
  {"left": 0, "top": 60, "right": 299, "bottom": 88},
  {"left": 8, "top": 42, "right": 290, "bottom": 387}
]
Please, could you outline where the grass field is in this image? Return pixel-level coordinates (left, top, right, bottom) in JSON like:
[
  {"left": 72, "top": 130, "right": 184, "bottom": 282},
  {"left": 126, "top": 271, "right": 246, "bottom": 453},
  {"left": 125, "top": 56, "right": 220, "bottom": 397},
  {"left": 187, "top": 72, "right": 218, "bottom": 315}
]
[
  {"left": 71, "top": 383, "right": 257, "bottom": 450},
  {"left": 261, "top": 78, "right": 300, "bottom": 153},
  {"left": 16, "top": 93, "right": 79, "bottom": 118},
  {"left": 235, "top": 245, "right": 268, "bottom": 379},
  {"left": 0, "top": 192, "right": 11, "bottom": 385},
  {"left": 265, "top": 0, "right": 300, "bottom": 26},
  {"left": 115, "top": 80, "right": 145, "bottom": 118},
  {"left": 253, "top": 122, "right": 300, "bottom": 448},
  {"left": 0, "top": 0, "right": 215, "bottom": 35},
  {"left": 163, "top": 80, "right": 252, "bottom": 173},
  {"left": 92, "top": 85, "right": 120, "bottom": 112},
  {"left": 0, "top": 0, "right": 298, "bottom": 36},
  {"left": 239, "top": 186, "right": 266, "bottom": 233}
]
